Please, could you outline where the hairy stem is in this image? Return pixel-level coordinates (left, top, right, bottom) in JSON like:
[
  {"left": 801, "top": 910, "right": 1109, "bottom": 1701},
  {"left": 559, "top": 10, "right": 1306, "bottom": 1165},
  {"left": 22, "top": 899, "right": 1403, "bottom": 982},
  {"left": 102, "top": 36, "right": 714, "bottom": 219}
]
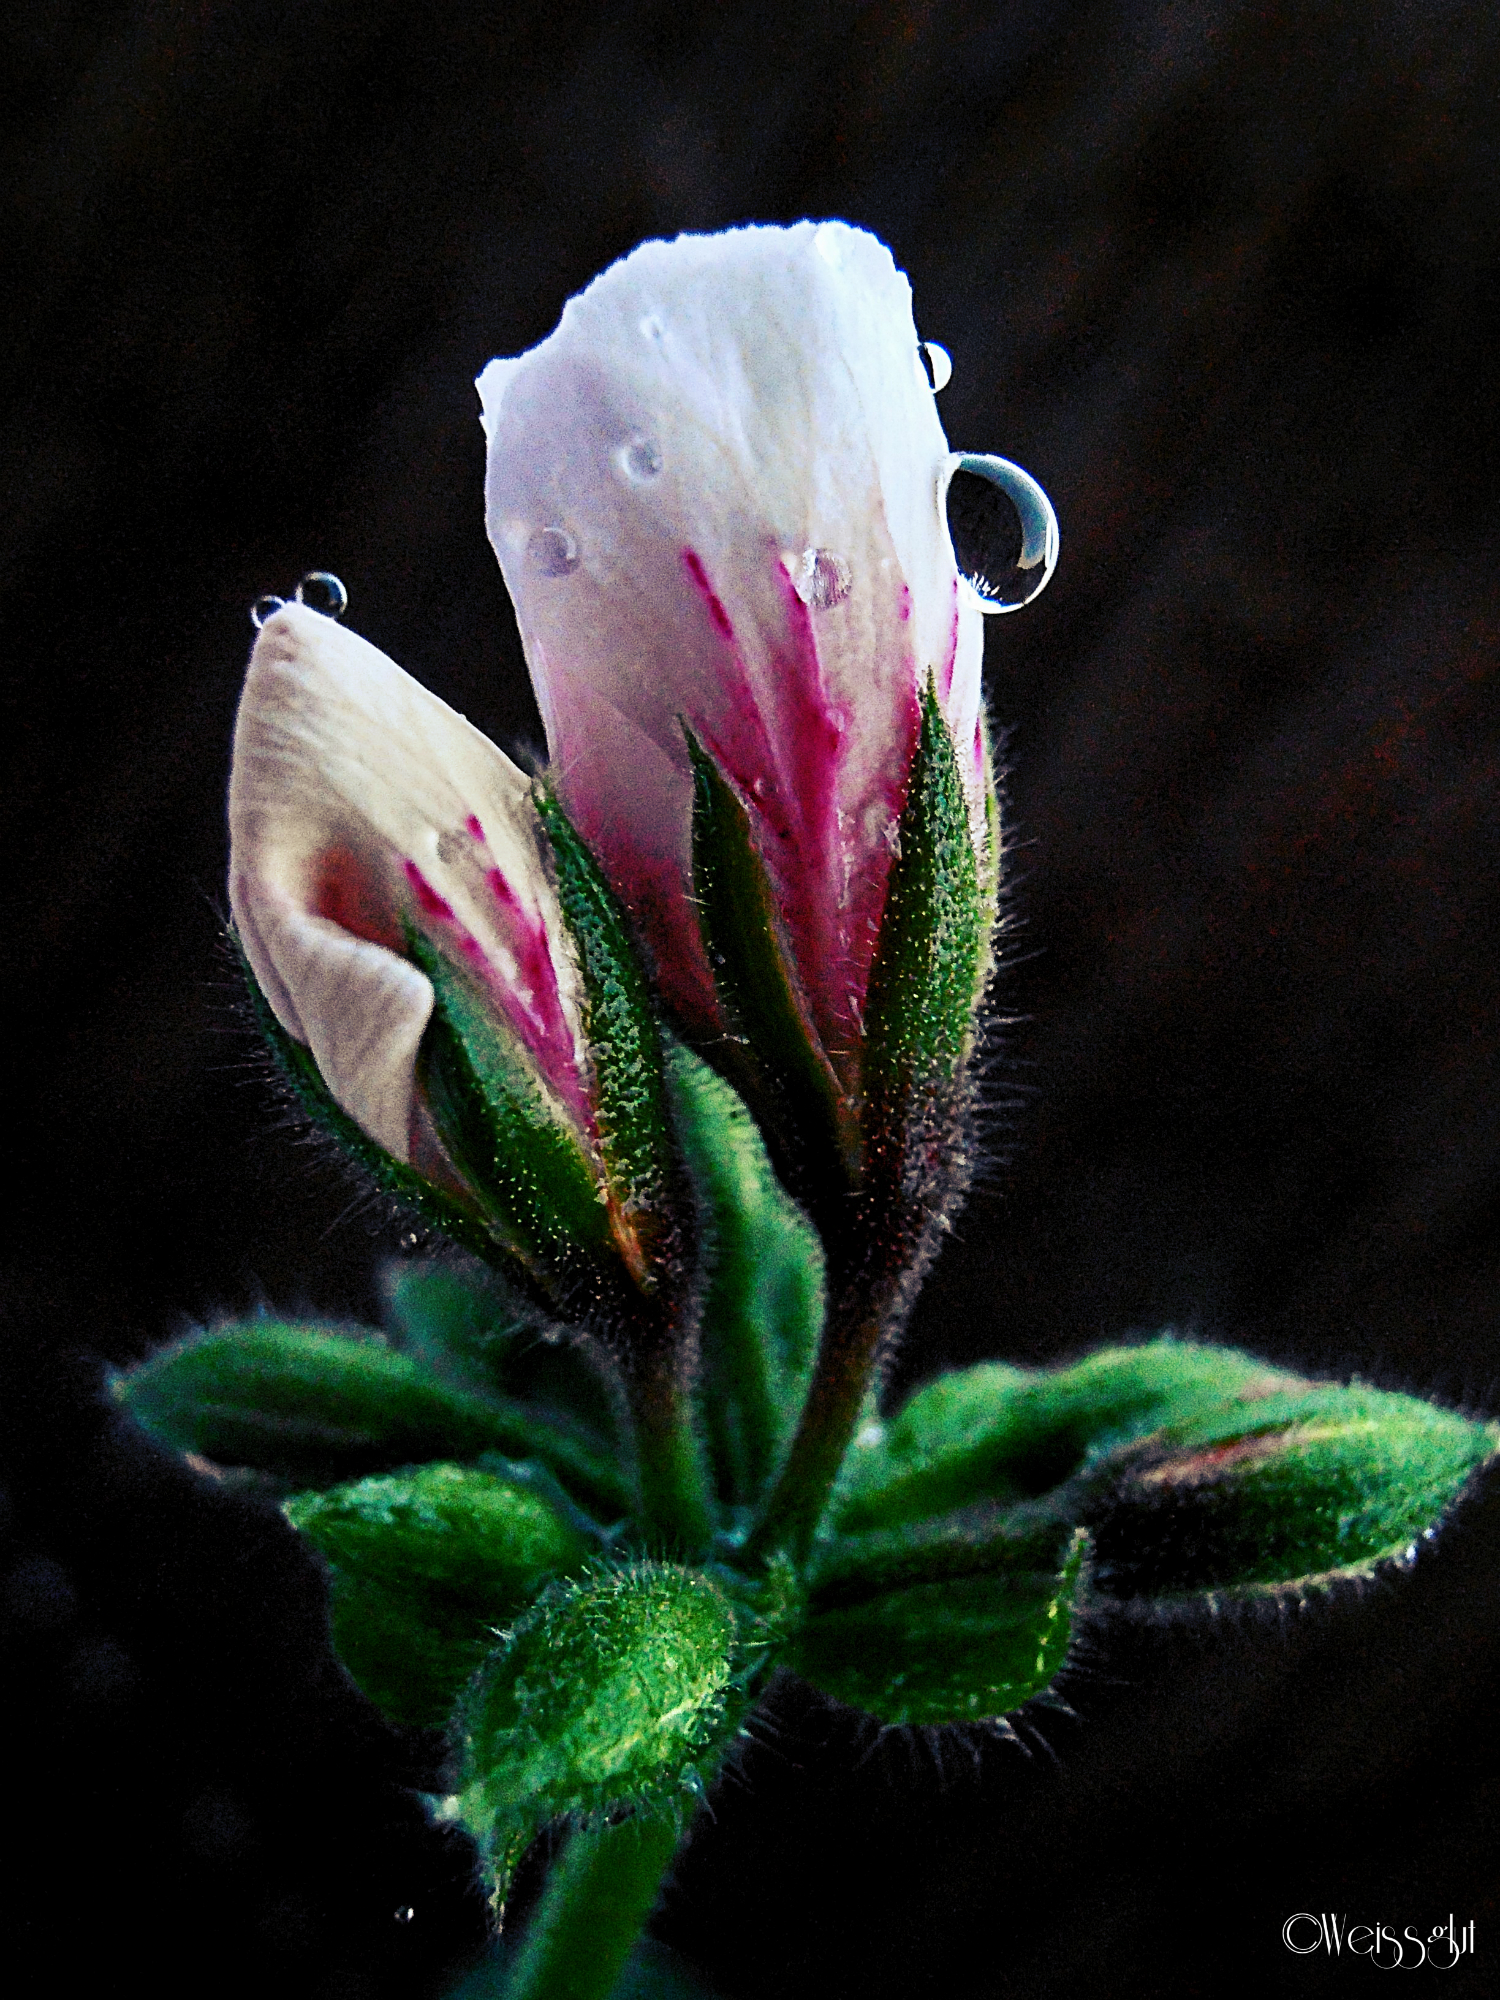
[
  {"left": 626, "top": 1348, "right": 713, "bottom": 1557},
  {"left": 743, "top": 1275, "right": 892, "bottom": 1566},
  {"left": 501, "top": 1813, "right": 683, "bottom": 2000}
]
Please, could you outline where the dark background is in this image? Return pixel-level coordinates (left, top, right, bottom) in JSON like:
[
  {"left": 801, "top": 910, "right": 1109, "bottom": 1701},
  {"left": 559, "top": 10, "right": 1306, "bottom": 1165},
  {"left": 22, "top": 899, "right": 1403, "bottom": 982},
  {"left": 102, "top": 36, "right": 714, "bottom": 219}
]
[{"left": 5, "top": 1, "right": 1499, "bottom": 1993}]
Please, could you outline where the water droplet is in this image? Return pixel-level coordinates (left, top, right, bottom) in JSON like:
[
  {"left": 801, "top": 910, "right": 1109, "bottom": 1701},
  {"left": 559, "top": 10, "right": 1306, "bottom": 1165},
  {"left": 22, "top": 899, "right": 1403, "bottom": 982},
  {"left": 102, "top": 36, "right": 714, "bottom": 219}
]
[
  {"left": 795, "top": 547, "right": 852, "bottom": 610},
  {"left": 294, "top": 570, "right": 349, "bottom": 620},
  {"left": 394, "top": 1906, "right": 415, "bottom": 1924},
  {"left": 250, "top": 594, "right": 285, "bottom": 629},
  {"left": 943, "top": 453, "right": 1060, "bottom": 614},
  {"left": 528, "top": 527, "right": 579, "bottom": 577},
  {"left": 400, "top": 1230, "right": 421, "bottom": 1251},
  {"left": 639, "top": 313, "right": 665, "bottom": 345},
  {"left": 618, "top": 435, "right": 663, "bottom": 482},
  {"left": 919, "top": 341, "right": 953, "bottom": 392}
]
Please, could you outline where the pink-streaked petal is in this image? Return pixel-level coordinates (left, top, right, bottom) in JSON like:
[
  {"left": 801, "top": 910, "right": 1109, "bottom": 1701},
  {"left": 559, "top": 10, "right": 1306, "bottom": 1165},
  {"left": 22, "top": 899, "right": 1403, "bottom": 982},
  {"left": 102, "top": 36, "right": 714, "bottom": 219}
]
[
  {"left": 478, "top": 221, "right": 985, "bottom": 1072},
  {"left": 228, "top": 602, "right": 591, "bottom": 1160}
]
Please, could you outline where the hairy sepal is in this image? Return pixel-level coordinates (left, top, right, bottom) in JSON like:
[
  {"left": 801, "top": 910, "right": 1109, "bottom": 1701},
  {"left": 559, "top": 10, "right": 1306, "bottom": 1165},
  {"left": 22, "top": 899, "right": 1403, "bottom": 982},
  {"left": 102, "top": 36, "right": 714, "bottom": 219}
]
[
  {"left": 685, "top": 727, "right": 857, "bottom": 1202},
  {"left": 286, "top": 1463, "right": 590, "bottom": 1729},
  {"left": 382, "top": 1256, "right": 626, "bottom": 1462},
  {"left": 667, "top": 1044, "right": 823, "bottom": 1512},
  {"left": 534, "top": 789, "right": 679, "bottom": 1290},
  {"left": 860, "top": 678, "right": 987, "bottom": 1227},
  {"left": 114, "top": 1320, "right": 629, "bottom": 1511},
  {"left": 448, "top": 1561, "right": 740, "bottom": 1903},
  {"left": 787, "top": 1527, "right": 1086, "bottom": 1727},
  {"left": 834, "top": 1341, "right": 1283, "bottom": 1532},
  {"left": 1083, "top": 1381, "right": 1500, "bottom": 1599},
  {"left": 411, "top": 930, "right": 613, "bottom": 1283},
  {"left": 238, "top": 937, "right": 500, "bottom": 1266}
]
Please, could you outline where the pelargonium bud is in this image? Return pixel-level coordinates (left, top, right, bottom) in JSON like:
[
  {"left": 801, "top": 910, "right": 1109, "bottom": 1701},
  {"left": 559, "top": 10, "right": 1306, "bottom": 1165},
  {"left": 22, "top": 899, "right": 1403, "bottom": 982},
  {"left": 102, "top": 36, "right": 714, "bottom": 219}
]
[
  {"left": 477, "top": 222, "right": 1054, "bottom": 1170},
  {"left": 229, "top": 602, "right": 672, "bottom": 1303}
]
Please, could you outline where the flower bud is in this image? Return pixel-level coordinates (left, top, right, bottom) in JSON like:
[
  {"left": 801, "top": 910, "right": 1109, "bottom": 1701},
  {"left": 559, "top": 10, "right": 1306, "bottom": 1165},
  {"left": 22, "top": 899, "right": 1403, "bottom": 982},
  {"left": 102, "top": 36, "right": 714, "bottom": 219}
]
[
  {"left": 477, "top": 223, "right": 1020, "bottom": 1123},
  {"left": 229, "top": 602, "right": 669, "bottom": 1299}
]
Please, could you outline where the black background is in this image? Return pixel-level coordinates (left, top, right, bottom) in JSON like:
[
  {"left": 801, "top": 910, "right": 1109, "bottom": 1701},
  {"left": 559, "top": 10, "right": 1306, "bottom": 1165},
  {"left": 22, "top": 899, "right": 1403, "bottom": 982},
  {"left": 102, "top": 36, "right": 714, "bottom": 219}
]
[{"left": 5, "top": 2, "right": 1500, "bottom": 1994}]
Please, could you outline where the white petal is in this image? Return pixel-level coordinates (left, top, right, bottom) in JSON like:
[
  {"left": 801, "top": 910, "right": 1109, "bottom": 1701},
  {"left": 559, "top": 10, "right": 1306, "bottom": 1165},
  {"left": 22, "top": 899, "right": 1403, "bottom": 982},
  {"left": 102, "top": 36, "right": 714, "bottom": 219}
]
[{"left": 228, "top": 603, "right": 586, "bottom": 1162}]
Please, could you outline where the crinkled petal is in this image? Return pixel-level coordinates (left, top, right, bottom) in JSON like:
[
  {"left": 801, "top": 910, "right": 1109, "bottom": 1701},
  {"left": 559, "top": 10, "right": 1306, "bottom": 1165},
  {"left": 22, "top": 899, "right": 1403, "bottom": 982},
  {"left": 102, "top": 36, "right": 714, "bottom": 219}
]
[
  {"left": 478, "top": 220, "right": 981, "bottom": 1068},
  {"left": 228, "top": 604, "right": 588, "bottom": 1161}
]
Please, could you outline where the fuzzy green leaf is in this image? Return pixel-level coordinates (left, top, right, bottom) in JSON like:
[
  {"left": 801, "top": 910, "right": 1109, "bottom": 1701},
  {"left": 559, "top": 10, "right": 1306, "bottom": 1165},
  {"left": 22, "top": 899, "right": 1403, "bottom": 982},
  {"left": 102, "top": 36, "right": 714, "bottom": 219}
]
[
  {"left": 862, "top": 678, "right": 988, "bottom": 1114},
  {"left": 412, "top": 932, "right": 613, "bottom": 1276},
  {"left": 286, "top": 1463, "right": 590, "bottom": 1728},
  {"left": 115, "top": 1320, "right": 630, "bottom": 1508},
  {"left": 450, "top": 1562, "right": 739, "bottom": 1895},
  {"left": 684, "top": 727, "right": 855, "bottom": 1190},
  {"left": 787, "top": 1527, "right": 1086, "bottom": 1726},
  {"left": 667, "top": 1044, "right": 823, "bottom": 1510},
  {"left": 835, "top": 1340, "right": 1287, "bottom": 1531},
  {"left": 534, "top": 791, "right": 676, "bottom": 1265},
  {"left": 382, "top": 1257, "right": 625, "bottom": 1447},
  {"left": 1084, "top": 1382, "right": 1500, "bottom": 1597}
]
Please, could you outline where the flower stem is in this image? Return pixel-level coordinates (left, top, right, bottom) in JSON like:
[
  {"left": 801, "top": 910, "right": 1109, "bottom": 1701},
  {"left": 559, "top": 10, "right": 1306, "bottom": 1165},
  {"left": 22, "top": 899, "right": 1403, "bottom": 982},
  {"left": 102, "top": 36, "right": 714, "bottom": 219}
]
[
  {"left": 742, "top": 1275, "right": 893, "bottom": 1567},
  {"left": 501, "top": 1813, "right": 682, "bottom": 2000},
  {"left": 627, "top": 1352, "right": 713, "bottom": 1557}
]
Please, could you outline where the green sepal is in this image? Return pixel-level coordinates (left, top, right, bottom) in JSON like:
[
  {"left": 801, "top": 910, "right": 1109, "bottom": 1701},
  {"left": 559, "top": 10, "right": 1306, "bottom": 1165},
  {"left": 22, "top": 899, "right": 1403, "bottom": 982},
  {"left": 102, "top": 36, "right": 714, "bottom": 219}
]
[
  {"left": 448, "top": 1561, "right": 739, "bottom": 1900},
  {"left": 807, "top": 1502, "right": 1078, "bottom": 1609},
  {"left": 410, "top": 931, "right": 612, "bottom": 1279},
  {"left": 667, "top": 1044, "right": 823, "bottom": 1511},
  {"left": 684, "top": 726, "right": 857, "bottom": 1191},
  {"left": 1083, "top": 1382, "right": 1500, "bottom": 1598},
  {"left": 114, "top": 1320, "right": 631, "bottom": 1510},
  {"left": 786, "top": 1527, "right": 1086, "bottom": 1727},
  {"left": 382, "top": 1257, "right": 625, "bottom": 1454},
  {"left": 534, "top": 790, "right": 677, "bottom": 1277},
  {"left": 286, "top": 1463, "right": 590, "bottom": 1728},
  {"left": 861, "top": 677, "right": 987, "bottom": 1123},
  {"left": 834, "top": 1340, "right": 1286, "bottom": 1531},
  {"left": 236, "top": 935, "right": 500, "bottom": 1267}
]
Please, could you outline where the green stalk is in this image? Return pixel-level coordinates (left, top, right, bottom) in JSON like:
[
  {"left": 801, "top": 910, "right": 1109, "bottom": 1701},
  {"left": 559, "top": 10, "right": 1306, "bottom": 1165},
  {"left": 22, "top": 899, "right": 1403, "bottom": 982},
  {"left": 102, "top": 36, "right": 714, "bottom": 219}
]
[
  {"left": 502, "top": 1813, "right": 683, "bottom": 2000},
  {"left": 625, "top": 1347, "right": 714, "bottom": 1558},
  {"left": 742, "top": 1277, "right": 892, "bottom": 1567}
]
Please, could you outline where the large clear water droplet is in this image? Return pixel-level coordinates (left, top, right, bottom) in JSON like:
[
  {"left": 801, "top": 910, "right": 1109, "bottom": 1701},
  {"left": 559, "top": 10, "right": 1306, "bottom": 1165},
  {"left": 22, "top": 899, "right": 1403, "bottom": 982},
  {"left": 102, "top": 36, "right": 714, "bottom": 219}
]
[
  {"left": 943, "top": 453, "right": 1059, "bottom": 614},
  {"left": 249, "top": 594, "right": 285, "bottom": 629},
  {"left": 919, "top": 341, "right": 953, "bottom": 392},
  {"left": 795, "top": 547, "right": 852, "bottom": 610},
  {"left": 295, "top": 570, "right": 348, "bottom": 619},
  {"left": 528, "top": 526, "right": 579, "bottom": 577},
  {"left": 619, "top": 435, "right": 663, "bottom": 482},
  {"left": 393, "top": 1906, "right": 415, "bottom": 1925}
]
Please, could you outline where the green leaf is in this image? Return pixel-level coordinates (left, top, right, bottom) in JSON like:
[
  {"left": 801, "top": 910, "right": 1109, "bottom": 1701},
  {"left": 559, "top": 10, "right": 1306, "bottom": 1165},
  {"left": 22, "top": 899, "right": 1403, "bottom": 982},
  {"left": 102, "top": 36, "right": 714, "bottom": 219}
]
[
  {"left": 835, "top": 1340, "right": 1286, "bottom": 1531},
  {"left": 684, "top": 726, "right": 856, "bottom": 1192},
  {"left": 412, "top": 932, "right": 613, "bottom": 1277},
  {"left": 286, "top": 1463, "right": 590, "bottom": 1728},
  {"left": 534, "top": 791, "right": 677, "bottom": 1280},
  {"left": 382, "top": 1257, "right": 625, "bottom": 1447},
  {"left": 667, "top": 1044, "right": 823, "bottom": 1510},
  {"left": 449, "top": 1562, "right": 739, "bottom": 1896},
  {"left": 1083, "top": 1382, "right": 1500, "bottom": 1597},
  {"left": 787, "top": 1527, "right": 1086, "bottom": 1726},
  {"left": 115, "top": 1320, "right": 632, "bottom": 1510},
  {"left": 861, "top": 677, "right": 987, "bottom": 1120}
]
